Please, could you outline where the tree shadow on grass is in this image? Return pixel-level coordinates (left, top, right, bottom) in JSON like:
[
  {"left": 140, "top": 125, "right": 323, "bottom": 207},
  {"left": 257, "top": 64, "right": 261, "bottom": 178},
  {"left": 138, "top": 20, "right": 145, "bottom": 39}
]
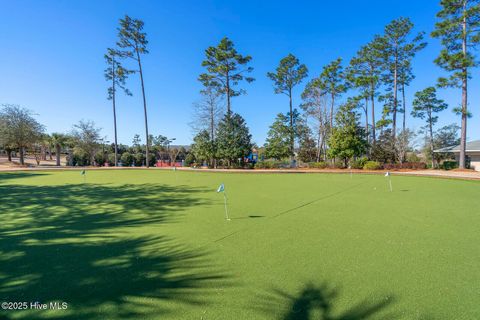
[
  {"left": 257, "top": 282, "right": 396, "bottom": 320},
  {"left": 0, "top": 172, "right": 49, "bottom": 182},
  {"left": 0, "top": 183, "right": 230, "bottom": 319}
]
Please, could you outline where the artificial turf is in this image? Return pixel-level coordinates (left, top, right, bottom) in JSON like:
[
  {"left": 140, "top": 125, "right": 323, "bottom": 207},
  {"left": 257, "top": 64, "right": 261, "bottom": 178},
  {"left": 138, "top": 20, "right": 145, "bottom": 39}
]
[{"left": 0, "top": 169, "right": 479, "bottom": 320}]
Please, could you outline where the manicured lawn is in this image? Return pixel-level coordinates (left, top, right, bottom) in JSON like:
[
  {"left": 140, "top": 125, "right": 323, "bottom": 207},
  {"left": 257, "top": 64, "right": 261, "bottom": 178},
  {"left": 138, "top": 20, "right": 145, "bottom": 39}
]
[{"left": 0, "top": 170, "right": 479, "bottom": 319}]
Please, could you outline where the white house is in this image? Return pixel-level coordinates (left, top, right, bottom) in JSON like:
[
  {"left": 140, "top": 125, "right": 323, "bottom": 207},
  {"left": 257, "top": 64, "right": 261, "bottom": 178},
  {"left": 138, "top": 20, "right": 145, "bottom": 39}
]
[{"left": 435, "top": 140, "right": 480, "bottom": 171}]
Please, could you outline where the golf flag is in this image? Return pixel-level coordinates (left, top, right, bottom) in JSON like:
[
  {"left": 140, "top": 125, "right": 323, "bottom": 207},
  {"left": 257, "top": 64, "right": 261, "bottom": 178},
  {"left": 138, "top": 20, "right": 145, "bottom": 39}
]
[
  {"left": 216, "top": 183, "right": 229, "bottom": 220},
  {"left": 385, "top": 172, "right": 392, "bottom": 192},
  {"left": 80, "top": 170, "right": 86, "bottom": 175}
]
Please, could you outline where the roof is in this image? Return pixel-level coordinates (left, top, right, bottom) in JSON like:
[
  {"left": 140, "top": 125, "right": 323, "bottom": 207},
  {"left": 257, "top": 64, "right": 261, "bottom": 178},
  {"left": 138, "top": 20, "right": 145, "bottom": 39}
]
[{"left": 434, "top": 140, "right": 480, "bottom": 153}]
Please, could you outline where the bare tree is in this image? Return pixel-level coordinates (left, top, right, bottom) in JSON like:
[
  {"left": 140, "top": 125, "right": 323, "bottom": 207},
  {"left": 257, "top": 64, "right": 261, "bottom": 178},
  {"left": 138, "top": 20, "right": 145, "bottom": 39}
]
[
  {"left": 394, "top": 129, "right": 416, "bottom": 164},
  {"left": 190, "top": 87, "right": 225, "bottom": 167},
  {"left": 301, "top": 78, "right": 331, "bottom": 162}
]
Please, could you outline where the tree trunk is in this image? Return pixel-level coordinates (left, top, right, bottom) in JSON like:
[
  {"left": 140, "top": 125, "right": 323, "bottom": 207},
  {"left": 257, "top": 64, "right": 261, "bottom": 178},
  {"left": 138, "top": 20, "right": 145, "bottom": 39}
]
[
  {"left": 19, "top": 147, "right": 25, "bottom": 165},
  {"left": 56, "top": 144, "right": 61, "bottom": 166},
  {"left": 112, "top": 56, "right": 118, "bottom": 167},
  {"left": 330, "top": 93, "right": 335, "bottom": 131},
  {"left": 364, "top": 96, "right": 369, "bottom": 145},
  {"left": 370, "top": 79, "right": 376, "bottom": 145},
  {"left": 392, "top": 50, "right": 398, "bottom": 140},
  {"left": 402, "top": 83, "right": 406, "bottom": 132},
  {"left": 289, "top": 88, "right": 294, "bottom": 165},
  {"left": 226, "top": 72, "right": 231, "bottom": 114},
  {"left": 136, "top": 49, "right": 150, "bottom": 168},
  {"left": 429, "top": 115, "right": 435, "bottom": 169},
  {"left": 316, "top": 125, "right": 322, "bottom": 162},
  {"left": 459, "top": 5, "right": 468, "bottom": 169}
]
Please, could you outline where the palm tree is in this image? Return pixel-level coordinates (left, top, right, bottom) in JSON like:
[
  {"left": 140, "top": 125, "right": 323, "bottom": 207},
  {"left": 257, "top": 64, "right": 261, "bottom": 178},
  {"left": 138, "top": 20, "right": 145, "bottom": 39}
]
[{"left": 50, "top": 133, "right": 68, "bottom": 166}]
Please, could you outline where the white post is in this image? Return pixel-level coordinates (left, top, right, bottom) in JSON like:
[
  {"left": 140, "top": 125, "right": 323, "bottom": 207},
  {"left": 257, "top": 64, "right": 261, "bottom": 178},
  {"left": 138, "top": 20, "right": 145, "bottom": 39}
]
[{"left": 223, "top": 192, "right": 230, "bottom": 220}]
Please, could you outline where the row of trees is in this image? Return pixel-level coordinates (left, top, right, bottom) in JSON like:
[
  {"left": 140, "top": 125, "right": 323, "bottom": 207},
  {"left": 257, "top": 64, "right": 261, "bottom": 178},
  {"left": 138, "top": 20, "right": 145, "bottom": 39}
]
[
  {"left": 190, "top": 1, "right": 479, "bottom": 169},
  {"left": 0, "top": 104, "right": 183, "bottom": 167}
]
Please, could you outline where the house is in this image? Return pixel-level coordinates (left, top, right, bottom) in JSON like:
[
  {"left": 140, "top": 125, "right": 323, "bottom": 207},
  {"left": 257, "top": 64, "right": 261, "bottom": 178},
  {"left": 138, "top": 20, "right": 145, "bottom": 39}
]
[{"left": 434, "top": 140, "right": 480, "bottom": 171}]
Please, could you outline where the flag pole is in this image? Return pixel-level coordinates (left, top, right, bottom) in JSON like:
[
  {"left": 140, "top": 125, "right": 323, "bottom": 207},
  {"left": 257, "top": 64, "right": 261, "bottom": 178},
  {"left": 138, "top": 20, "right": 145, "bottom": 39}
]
[
  {"left": 385, "top": 172, "right": 392, "bottom": 192},
  {"left": 223, "top": 191, "right": 230, "bottom": 221},
  {"left": 217, "top": 183, "right": 230, "bottom": 221}
]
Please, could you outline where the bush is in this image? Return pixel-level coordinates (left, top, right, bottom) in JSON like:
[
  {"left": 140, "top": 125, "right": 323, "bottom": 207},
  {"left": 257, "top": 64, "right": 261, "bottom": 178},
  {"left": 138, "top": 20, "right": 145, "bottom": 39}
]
[
  {"left": 134, "top": 153, "right": 145, "bottom": 166},
  {"left": 441, "top": 160, "right": 458, "bottom": 170},
  {"left": 407, "top": 153, "right": 422, "bottom": 162},
  {"left": 363, "top": 161, "right": 382, "bottom": 170},
  {"left": 94, "top": 151, "right": 107, "bottom": 166},
  {"left": 107, "top": 153, "right": 116, "bottom": 166},
  {"left": 69, "top": 151, "right": 90, "bottom": 166},
  {"left": 383, "top": 162, "right": 427, "bottom": 170},
  {"left": 254, "top": 159, "right": 290, "bottom": 169},
  {"left": 120, "top": 152, "right": 134, "bottom": 167},
  {"left": 330, "top": 161, "right": 346, "bottom": 169},
  {"left": 350, "top": 157, "right": 368, "bottom": 169},
  {"left": 184, "top": 153, "right": 195, "bottom": 167},
  {"left": 308, "top": 161, "right": 328, "bottom": 169}
]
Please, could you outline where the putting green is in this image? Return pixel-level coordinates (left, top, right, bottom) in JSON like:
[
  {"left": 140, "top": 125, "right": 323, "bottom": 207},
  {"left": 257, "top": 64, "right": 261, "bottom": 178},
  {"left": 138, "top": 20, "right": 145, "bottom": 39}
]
[{"left": 0, "top": 170, "right": 479, "bottom": 319}]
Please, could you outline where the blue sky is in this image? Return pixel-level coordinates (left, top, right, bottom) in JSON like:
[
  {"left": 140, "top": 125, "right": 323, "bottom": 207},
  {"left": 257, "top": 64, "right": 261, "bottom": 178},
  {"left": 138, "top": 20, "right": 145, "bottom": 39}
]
[{"left": 1, "top": 0, "right": 479, "bottom": 146}]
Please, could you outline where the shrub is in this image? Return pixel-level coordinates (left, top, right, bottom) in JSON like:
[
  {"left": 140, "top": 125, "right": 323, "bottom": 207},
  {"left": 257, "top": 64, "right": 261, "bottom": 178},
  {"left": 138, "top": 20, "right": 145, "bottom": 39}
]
[
  {"left": 308, "top": 161, "right": 328, "bottom": 169},
  {"left": 363, "top": 161, "right": 382, "bottom": 170},
  {"left": 94, "top": 151, "right": 106, "bottom": 166},
  {"left": 383, "top": 162, "right": 427, "bottom": 170},
  {"left": 330, "top": 161, "right": 346, "bottom": 169},
  {"left": 134, "top": 153, "right": 145, "bottom": 166},
  {"left": 120, "top": 152, "right": 134, "bottom": 167},
  {"left": 350, "top": 157, "right": 368, "bottom": 169},
  {"left": 254, "top": 159, "right": 290, "bottom": 169},
  {"left": 441, "top": 160, "right": 458, "bottom": 170},
  {"left": 107, "top": 153, "right": 116, "bottom": 166},
  {"left": 184, "top": 153, "right": 195, "bottom": 167}
]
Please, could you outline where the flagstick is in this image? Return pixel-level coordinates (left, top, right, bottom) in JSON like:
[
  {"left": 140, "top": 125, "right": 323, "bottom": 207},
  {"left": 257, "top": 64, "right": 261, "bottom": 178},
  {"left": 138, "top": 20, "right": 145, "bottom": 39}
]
[
  {"left": 389, "top": 177, "right": 393, "bottom": 192},
  {"left": 223, "top": 191, "right": 230, "bottom": 221}
]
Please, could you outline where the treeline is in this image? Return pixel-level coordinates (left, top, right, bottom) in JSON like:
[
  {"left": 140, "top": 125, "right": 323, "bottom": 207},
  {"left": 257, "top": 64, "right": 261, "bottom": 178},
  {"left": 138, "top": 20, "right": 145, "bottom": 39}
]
[
  {"left": 0, "top": 105, "right": 184, "bottom": 167},
  {"left": 1, "top": 2, "right": 479, "bottom": 169},
  {"left": 189, "top": 2, "right": 479, "bottom": 169}
]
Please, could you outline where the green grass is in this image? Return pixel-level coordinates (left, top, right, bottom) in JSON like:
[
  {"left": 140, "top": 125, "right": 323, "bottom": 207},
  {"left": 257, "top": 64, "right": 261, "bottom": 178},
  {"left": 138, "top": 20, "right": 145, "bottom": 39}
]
[{"left": 0, "top": 170, "right": 479, "bottom": 320}]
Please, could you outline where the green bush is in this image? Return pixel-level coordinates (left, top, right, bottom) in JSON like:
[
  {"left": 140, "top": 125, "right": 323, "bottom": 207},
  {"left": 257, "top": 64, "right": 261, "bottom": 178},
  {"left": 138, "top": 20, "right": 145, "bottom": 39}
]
[
  {"left": 363, "top": 161, "right": 382, "bottom": 170},
  {"left": 107, "top": 154, "right": 116, "bottom": 166},
  {"left": 308, "top": 161, "right": 328, "bottom": 169},
  {"left": 120, "top": 152, "right": 134, "bottom": 167},
  {"left": 441, "top": 161, "right": 458, "bottom": 170},
  {"left": 254, "top": 159, "right": 290, "bottom": 169},
  {"left": 94, "top": 151, "right": 107, "bottom": 166},
  {"left": 184, "top": 153, "right": 195, "bottom": 167},
  {"left": 134, "top": 153, "right": 145, "bottom": 166},
  {"left": 331, "top": 161, "right": 346, "bottom": 169},
  {"left": 350, "top": 157, "right": 368, "bottom": 169}
]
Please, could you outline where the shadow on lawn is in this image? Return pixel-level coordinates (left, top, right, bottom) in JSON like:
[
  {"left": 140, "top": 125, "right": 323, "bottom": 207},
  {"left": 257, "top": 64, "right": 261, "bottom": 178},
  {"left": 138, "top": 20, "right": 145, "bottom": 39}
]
[
  {"left": 0, "top": 183, "right": 229, "bottom": 319},
  {"left": 0, "top": 172, "right": 49, "bottom": 182},
  {"left": 257, "top": 282, "right": 396, "bottom": 320}
]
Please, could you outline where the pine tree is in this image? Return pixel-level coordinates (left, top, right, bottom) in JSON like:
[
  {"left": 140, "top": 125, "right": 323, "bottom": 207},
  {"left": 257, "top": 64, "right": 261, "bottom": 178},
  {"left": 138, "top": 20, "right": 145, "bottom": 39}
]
[
  {"left": 116, "top": 15, "right": 151, "bottom": 167},
  {"left": 199, "top": 37, "right": 254, "bottom": 114},
  {"left": 215, "top": 112, "right": 252, "bottom": 166},
  {"left": 431, "top": 0, "right": 480, "bottom": 168},
  {"left": 267, "top": 54, "right": 308, "bottom": 163},
  {"left": 411, "top": 87, "right": 448, "bottom": 168}
]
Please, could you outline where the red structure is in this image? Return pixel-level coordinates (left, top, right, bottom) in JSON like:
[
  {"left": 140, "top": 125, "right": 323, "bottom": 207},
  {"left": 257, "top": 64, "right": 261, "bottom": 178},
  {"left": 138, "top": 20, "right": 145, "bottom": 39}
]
[{"left": 155, "top": 160, "right": 182, "bottom": 167}]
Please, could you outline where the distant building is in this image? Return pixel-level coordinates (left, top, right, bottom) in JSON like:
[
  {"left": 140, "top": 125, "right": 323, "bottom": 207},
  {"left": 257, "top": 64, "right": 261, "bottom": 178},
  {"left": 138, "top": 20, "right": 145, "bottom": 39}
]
[{"left": 435, "top": 140, "right": 480, "bottom": 171}]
